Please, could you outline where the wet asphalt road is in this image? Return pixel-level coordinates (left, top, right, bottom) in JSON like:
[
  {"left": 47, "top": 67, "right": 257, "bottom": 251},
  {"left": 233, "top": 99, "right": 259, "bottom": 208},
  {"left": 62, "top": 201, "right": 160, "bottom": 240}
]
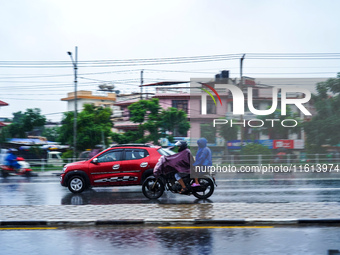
[
  {"left": 0, "top": 175, "right": 340, "bottom": 205},
  {"left": 1, "top": 225, "right": 340, "bottom": 255},
  {"left": 1, "top": 175, "right": 340, "bottom": 254}
]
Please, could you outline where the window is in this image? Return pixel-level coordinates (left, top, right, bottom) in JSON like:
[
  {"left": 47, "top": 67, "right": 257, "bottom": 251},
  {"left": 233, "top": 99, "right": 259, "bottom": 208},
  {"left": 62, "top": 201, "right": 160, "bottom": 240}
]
[
  {"left": 207, "top": 99, "right": 216, "bottom": 114},
  {"left": 172, "top": 100, "right": 188, "bottom": 113},
  {"left": 97, "top": 149, "right": 123, "bottom": 163},
  {"left": 124, "top": 149, "right": 149, "bottom": 160}
]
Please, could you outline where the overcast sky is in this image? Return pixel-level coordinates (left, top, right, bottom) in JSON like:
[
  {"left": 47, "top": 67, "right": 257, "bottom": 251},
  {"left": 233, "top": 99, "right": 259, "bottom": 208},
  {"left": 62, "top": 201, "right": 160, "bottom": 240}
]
[{"left": 0, "top": 0, "right": 339, "bottom": 121}]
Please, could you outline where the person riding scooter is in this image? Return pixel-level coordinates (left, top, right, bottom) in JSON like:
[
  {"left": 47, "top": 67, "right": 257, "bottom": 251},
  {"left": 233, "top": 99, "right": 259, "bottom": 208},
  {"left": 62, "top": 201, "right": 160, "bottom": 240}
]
[{"left": 4, "top": 148, "right": 21, "bottom": 171}]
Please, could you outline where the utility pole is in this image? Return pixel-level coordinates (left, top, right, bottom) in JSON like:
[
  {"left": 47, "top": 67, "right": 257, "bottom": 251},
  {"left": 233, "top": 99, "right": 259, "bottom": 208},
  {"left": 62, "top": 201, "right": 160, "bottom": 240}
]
[
  {"left": 140, "top": 70, "right": 144, "bottom": 100},
  {"left": 240, "top": 54, "right": 245, "bottom": 148},
  {"left": 67, "top": 46, "right": 78, "bottom": 160}
]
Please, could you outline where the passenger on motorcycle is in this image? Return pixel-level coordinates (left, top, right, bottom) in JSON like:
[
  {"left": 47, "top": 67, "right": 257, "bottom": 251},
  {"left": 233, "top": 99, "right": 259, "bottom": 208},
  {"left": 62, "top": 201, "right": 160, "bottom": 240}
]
[{"left": 192, "top": 138, "right": 212, "bottom": 187}]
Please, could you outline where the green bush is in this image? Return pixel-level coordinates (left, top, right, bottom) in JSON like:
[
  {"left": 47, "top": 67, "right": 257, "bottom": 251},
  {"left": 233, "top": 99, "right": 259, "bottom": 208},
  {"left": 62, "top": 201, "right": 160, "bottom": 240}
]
[
  {"left": 241, "top": 143, "right": 272, "bottom": 164},
  {"left": 61, "top": 150, "right": 73, "bottom": 163}
]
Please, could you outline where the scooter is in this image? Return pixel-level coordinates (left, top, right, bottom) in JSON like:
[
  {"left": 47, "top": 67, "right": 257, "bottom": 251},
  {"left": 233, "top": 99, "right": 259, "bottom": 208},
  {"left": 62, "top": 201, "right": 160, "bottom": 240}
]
[{"left": 0, "top": 157, "right": 35, "bottom": 178}]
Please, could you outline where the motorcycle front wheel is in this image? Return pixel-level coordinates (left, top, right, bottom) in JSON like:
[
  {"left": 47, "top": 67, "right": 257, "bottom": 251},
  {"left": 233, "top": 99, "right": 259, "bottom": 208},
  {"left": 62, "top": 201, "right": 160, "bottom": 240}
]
[
  {"left": 142, "top": 176, "right": 164, "bottom": 199},
  {"left": 192, "top": 178, "right": 214, "bottom": 199}
]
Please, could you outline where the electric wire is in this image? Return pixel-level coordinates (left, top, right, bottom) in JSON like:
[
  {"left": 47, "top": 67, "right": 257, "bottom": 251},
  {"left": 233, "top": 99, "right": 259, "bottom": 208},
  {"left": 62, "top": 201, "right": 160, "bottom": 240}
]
[{"left": 1, "top": 53, "right": 340, "bottom": 68}]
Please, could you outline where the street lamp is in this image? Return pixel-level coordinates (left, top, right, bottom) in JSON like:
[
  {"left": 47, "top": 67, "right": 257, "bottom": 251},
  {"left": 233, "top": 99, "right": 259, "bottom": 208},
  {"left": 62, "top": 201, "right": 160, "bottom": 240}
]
[{"left": 67, "top": 47, "right": 78, "bottom": 160}]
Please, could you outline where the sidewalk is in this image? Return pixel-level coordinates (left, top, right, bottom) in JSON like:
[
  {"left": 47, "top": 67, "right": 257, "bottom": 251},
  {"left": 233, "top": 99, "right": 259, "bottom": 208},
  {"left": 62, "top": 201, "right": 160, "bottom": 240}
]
[{"left": 1, "top": 202, "right": 340, "bottom": 226}]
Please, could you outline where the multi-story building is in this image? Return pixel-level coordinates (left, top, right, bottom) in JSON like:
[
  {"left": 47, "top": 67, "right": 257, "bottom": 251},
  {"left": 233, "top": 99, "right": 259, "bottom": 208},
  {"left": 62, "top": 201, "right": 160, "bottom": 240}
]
[
  {"left": 112, "top": 98, "right": 139, "bottom": 133},
  {"left": 110, "top": 73, "right": 315, "bottom": 154},
  {"left": 0, "top": 100, "right": 9, "bottom": 129},
  {"left": 61, "top": 90, "right": 116, "bottom": 112}
]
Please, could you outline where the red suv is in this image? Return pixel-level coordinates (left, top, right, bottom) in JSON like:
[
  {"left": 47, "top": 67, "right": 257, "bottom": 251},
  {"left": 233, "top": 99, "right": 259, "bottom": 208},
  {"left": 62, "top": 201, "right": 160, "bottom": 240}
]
[{"left": 60, "top": 144, "right": 174, "bottom": 193}]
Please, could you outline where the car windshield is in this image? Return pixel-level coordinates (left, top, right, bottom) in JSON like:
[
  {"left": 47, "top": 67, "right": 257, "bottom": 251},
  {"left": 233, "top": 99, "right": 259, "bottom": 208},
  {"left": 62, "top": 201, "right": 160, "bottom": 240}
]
[{"left": 157, "top": 148, "right": 176, "bottom": 156}]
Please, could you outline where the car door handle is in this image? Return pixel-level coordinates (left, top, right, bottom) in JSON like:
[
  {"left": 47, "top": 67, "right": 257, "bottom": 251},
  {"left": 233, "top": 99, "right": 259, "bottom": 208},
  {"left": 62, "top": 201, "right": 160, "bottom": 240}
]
[
  {"left": 140, "top": 162, "right": 148, "bottom": 168},
  {"left": 112, "top": 164, "right": 120, "bottom": 170}
]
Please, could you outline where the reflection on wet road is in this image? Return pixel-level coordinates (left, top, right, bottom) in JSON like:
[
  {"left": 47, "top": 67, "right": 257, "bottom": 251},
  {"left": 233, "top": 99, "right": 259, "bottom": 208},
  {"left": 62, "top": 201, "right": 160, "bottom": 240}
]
[
  {"left": 0, "top": 176, "right": 340, "bottom": 205},
  {"left": 1, "top": 225, "right": 340, "bottom": 255}
]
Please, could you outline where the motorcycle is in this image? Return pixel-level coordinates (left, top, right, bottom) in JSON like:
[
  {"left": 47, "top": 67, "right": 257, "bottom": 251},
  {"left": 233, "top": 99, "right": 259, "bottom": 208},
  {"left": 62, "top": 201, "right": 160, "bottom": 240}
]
[
  {"left": 0, "top": 157, "right": 34, "bottom": 178},
  {"left": 142, "top": 172, "right": 216, "bottom": 199}
]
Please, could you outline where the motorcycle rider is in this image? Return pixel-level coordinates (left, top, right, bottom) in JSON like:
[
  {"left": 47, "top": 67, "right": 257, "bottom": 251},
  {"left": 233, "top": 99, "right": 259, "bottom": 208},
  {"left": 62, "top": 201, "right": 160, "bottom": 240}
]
[
  {"left": 153, "top": 140, "right": 193, "bottom": 194},
  {"left": 174, "top": 140, "right": 193, "bottom": 194}
]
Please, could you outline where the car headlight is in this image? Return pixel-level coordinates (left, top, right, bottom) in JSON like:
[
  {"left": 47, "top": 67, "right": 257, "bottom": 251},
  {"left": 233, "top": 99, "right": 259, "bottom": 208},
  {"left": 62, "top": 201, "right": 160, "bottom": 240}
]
[{"left": 63, "top": 166, "right": 68, "bottom": 172}]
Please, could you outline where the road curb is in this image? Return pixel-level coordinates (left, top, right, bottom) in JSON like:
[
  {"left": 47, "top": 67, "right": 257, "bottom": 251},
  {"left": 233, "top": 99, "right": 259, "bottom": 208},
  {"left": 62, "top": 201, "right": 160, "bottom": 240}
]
[
  {"left": 2, "top": 218, "right": 340, "bottom": 227},
  {"left": 297, "top": 218, "right": 340, "bottom": 224}
]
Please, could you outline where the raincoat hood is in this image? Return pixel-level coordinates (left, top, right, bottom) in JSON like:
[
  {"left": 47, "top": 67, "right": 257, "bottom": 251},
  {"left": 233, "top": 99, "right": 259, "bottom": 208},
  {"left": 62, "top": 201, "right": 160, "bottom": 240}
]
[{"left": 197, "top": 138, "right": 208, "bottom": 148}]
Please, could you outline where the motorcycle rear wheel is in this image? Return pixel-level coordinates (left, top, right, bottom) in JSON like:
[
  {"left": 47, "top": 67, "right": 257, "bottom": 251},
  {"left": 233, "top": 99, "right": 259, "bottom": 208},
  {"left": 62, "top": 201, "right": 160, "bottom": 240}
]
[
  {"left": 192, "top": 178, "right": 214, "bottom": 199},
  {"left": 142, "top": 176, "right": 164, "bottom": 199}
]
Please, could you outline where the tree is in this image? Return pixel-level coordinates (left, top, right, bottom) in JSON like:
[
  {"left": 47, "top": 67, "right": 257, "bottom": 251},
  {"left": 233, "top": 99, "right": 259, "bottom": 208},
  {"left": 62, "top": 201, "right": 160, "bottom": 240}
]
[
  {"left": 128, "top": 98, "right": 160, "bottom": 143},
  {"left": 41, "top": 126, "right": 61, "bottom": 142},
  {"left": 0, "top": 127, "right": 10, "bottom": 144},
  {"left": 241, "top": 143, "right": 272, "bottom": 155},
  {"left": 304, "top": 73, "right": 340, "bottom": 153},
  {"left": 114, "top": 99, "right": 191, "bottom": 144},
  {"left": 129, "top": 98, "right": 160, "bottom": 124},
  {"left": 5, "top": 108, "right": 46, "bottom": 138},
  {"left": 159, "top": 107, "right": 190, "bottom": 138},
  {"left": 111, "top": 131, "right": 140, "bottom": 144},
  {"left": 59, "top": 104, "right": 113, "bottom": 151},
  {"left": 241, "top": 143, "right": 272, "bottom": 164}
]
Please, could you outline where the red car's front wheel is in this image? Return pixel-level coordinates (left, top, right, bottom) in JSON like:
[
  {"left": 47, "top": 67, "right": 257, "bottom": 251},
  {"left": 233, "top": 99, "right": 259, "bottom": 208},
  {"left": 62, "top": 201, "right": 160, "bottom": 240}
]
[{"left": 68, "top": 175, "right": 86, "bottom": 193}]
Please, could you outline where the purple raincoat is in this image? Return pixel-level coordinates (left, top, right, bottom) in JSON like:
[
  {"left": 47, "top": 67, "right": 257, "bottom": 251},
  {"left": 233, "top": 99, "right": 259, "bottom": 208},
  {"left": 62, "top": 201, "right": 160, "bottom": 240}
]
[{"left": 153, "top": 149, "right": 193, "bottom": 178}]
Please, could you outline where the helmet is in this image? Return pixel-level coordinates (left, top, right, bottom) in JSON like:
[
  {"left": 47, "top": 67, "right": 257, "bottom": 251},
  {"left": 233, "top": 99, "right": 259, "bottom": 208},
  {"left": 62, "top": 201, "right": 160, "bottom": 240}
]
[{"left": 175, "top": 141, "right": 187, "bottom": 152}]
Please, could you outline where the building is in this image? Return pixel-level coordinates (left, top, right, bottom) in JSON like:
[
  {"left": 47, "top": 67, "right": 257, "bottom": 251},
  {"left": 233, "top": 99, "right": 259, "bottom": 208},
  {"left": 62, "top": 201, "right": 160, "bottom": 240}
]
[
  {"left": 112, "top": 98, "right": 139, "bottom": 133},
  {"left": 110, "top": 72, "right": 315, "bottom": 156},
  {"left": 154, "top": 91, "right": 190, "bottom": 137},
  {"left": 111, "top": 92, "right": 151, "bottom": 133},
  {"left": 61, "top": 90, "right": 116, "bottom": 112},
  {"left": 0, "top": 100, "right": 9, "bottom": 129}
]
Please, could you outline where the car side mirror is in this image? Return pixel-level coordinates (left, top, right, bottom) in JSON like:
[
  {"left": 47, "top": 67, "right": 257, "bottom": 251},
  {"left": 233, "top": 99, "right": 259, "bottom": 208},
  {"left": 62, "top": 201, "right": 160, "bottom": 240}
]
[{"left": 92, "top": 158, "right": 98, "bottom": 164}]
